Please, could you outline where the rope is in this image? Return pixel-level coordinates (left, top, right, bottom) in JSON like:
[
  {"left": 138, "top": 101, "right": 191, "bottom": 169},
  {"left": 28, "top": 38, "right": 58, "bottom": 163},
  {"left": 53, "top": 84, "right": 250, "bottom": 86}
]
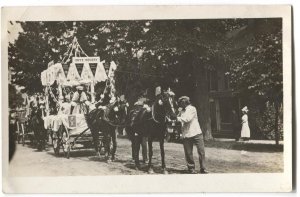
[
  {"left": 77, "top": 42, "right": 89, "bottom": 57},
  {"left": 61, "top": 42, "right": 73, "bottom": 64},
  {"left": 63, "top": 37, "right": 77, "bottom": 64}
]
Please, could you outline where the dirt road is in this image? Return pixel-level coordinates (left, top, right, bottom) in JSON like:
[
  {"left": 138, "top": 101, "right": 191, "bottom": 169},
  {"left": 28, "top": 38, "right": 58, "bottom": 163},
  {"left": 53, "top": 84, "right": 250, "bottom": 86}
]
[{"left": 8, "top": 137, "right": 283, "bottom": 176}]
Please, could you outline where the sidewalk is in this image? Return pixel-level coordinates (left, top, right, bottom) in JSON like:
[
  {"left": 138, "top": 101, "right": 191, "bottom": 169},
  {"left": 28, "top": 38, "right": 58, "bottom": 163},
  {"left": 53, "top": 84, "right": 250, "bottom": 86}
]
[{"left": 214, "top": 138, "right": 284, "bottom": 145}]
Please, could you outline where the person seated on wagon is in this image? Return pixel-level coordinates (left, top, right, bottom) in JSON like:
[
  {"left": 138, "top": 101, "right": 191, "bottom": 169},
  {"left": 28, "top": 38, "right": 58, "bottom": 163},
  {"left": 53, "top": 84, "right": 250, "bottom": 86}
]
[
  {"left": 70, "top": 85, "right": 90, "bottom": 114},
  {"left": 57, "top": 94, "right": 72, "bottom": 115}
]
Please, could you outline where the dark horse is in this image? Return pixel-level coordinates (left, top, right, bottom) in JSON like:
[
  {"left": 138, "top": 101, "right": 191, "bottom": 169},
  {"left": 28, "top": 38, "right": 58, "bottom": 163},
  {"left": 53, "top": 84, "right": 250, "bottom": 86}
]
[
  {"left": 126, "top": 92, "right": 177, "bottom": 174},
  {"left": 86, "top": 98, "right": 128, "bottom": 161},
  {"left": 29, "top": 102, "right": 47, "bottom": 150}
]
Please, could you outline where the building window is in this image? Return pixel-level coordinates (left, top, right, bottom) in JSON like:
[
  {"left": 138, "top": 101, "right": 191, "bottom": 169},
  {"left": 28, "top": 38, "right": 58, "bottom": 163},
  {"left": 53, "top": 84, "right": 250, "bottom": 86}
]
[
  {"left": 208, "top": 70, "right": 218, "bottom": 91},
  {"left": 224, "top": 73, "right": 230, "bottom": 90}
]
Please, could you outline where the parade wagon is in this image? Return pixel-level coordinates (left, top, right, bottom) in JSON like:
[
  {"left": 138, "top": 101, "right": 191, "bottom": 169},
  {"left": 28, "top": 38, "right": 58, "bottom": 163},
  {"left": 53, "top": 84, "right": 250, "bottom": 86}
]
[
  {"left": 41, "top": 37, "right": 117, "bottom": 158},
  {"left": 13, "top": 105, "right": 36, "bottom": 146}
]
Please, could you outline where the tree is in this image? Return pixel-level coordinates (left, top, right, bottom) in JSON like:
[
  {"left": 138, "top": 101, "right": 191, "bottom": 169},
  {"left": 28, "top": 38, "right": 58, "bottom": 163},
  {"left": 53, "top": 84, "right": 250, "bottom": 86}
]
[
  {"left": 9, "top": 84, "right": 23, "bottom": 109},
  {"left": 227, "top": 19, "right": 283, "bottom": 144},
  {"left": 8, "top": 20, "right": 236, "bottom": 140}
]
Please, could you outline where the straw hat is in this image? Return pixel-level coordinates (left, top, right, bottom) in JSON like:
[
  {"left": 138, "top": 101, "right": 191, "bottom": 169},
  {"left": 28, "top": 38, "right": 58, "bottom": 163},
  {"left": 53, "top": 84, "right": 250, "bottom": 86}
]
[{"left": 76, "top": 86, "right": 84, "bottom": 91}]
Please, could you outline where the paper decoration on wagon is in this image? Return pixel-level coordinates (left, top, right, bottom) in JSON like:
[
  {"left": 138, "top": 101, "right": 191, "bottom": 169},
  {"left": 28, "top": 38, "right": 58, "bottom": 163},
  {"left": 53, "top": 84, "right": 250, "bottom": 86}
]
[
  {"left": 46, "top": 66, "right": 56, "bottom": 85},
  {"left": 89, "top": 63, "right": 97, "bottom": 76},
  {"left": 54, "top": 63, "right": 67, "bottom": 84},
  {"left": 94, "top": 61, "right": 108, "bottom": 83},
  {"left": 67, "top": 63, "right": 81, "bottom": 81},
  {"left": 62, "top": 63, "right": 69, "bottom": 77},
  {"left": 68, "top": 115, "right": 77, "bottom": 128},
  {"left": 75, "top": 63, "right": 84, "bottom": 76},
  {"left": 81, "top": 63, "right": 94, "bottom": 82},
  {"left": 41, "top": 70, "right": 47, "bottom": 86}
]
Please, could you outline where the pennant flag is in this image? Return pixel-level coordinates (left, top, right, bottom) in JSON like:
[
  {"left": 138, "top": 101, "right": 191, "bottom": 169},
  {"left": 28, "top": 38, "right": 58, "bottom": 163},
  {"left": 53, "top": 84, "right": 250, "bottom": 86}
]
[
  {"left": 81, "top": 63, "right": 94, "bottom": 81},
  {"left": 55, "top": 63, "right": 67, "bottom": 84},
  {"left": 94, "top": 61, "right": 108, "bottom": 83},
  {"left": 62, "top": 64, "right": 69, "bottom": 77},
  {"left": 67, "top": 63, "right": 81, "bottom": 81},
  {"left": 75, "top": 63, "right": 84, "bottom": 76},
  {"left": 89, "top": 63, "right": 98, "bottom": 76}
]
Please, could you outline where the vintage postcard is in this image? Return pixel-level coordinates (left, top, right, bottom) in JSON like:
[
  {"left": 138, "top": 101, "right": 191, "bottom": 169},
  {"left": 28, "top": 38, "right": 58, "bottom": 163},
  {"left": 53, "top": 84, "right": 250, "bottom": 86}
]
[{"left": 2, "top": 5, "right": 292, "bottom": 193}]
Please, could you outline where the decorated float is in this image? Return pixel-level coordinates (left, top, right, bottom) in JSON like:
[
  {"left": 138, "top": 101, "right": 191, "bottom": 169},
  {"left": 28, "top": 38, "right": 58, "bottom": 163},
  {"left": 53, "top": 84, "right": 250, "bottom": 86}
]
[{"left": 41, "top": 37, "right": 117, "bottom": 158}]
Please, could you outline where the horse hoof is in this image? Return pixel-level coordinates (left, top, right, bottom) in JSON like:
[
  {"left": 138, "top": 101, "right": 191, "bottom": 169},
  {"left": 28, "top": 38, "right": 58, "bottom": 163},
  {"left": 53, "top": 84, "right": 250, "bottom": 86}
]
[
  {"left": 148, "top": 168, "right": 154, "bottom": 174},
  {"left": 135, "top": 167, "right": 140, "bottom": 171},
  {"left": 163, "top": 169, "right": 169, "bottom": 175},
  {"left": 106, "top": 159, "right": 112, "bottom": 163}
]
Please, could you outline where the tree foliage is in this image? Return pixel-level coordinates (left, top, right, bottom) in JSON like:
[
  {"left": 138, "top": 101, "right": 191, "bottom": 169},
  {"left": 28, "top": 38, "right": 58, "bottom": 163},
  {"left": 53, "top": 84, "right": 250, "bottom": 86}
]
[{"left": 8, "top": 19, "right": 283, "bottom": 140}]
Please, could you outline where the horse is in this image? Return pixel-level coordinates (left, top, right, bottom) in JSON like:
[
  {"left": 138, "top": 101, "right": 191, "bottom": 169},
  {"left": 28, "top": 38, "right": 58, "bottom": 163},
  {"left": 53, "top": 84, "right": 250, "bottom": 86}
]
[
  {"left": 126, "top": 92, "right": 177, "bottom": 174},
  {"left": 29, "top": 101, "right": 47, "bottom": 151},
  {"left": 86, "top": 97, "right": 128, "bottom": 161}
]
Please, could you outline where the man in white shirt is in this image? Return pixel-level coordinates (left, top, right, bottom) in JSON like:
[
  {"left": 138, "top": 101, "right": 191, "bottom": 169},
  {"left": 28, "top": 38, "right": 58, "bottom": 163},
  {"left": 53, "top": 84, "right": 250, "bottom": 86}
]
[
  {"left": 70, "top": 86, "right": 89, "bottom": 114},
  {"left": 177, "top": 96, "right": 208, "bottom": 174}
]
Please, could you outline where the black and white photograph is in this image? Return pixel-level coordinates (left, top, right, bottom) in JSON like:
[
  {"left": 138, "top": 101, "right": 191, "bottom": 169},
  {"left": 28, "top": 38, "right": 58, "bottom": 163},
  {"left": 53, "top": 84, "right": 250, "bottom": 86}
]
[{"left": 2, "top": 5, "right": 292, "bottom": 193}]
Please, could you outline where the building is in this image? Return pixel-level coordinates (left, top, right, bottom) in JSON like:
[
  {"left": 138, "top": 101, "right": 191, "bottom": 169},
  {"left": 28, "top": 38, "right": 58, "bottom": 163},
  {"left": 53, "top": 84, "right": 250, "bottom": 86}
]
[{"left": 207, "top": 66, "right": 241, "bottom": 138}]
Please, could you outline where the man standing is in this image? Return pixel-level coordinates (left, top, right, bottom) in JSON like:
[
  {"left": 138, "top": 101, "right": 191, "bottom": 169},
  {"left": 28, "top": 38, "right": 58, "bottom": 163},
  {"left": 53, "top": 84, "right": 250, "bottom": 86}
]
[{"left": 177, "top": 96, "right": 208, "bottom": 174}]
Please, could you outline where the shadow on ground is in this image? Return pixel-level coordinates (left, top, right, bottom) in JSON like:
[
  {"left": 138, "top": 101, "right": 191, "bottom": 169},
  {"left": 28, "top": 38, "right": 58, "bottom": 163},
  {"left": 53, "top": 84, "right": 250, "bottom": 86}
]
[{"left": 205, "top": 141, "right": 283, "bottom": 152}]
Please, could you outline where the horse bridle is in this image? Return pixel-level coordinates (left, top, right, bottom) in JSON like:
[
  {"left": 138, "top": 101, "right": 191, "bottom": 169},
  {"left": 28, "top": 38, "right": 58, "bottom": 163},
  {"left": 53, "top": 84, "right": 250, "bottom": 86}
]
[
  {"left": 102, "top": 101, "right": 129, "bottom": 127},
  {"left": 151, "top": 104, "right": 161, "bottom": 124},
  {"left": 151, "top": 97, "right": 175, "bottom": 124}
]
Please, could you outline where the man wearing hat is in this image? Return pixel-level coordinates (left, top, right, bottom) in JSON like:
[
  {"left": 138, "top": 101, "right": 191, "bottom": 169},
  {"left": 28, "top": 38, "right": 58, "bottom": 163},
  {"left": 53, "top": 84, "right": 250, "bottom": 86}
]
[
  {"left": 70, "top": 85, "right": 88, "bottom": 114},
  {"left": 177, "top": 96, "right": 208, "bottom": 174}
]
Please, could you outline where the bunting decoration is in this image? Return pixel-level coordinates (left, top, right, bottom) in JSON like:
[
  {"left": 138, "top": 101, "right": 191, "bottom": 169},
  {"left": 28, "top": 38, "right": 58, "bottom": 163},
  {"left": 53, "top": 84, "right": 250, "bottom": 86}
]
[
  {"left": 67, "top": 63, "right": 81, "bottom": 82},
  {"left": 89, "top": 63, "right": 97, "bottom": 76},
  {"left": 81, "top": 63, "right": 94, "bottom": 82},
  {"left": 62, "top": 63, "right": 69, "bottom": 77},
  {"left": 94, "top": 61, "right": 108, "bottom": 83},
  {"left": 75, "top": 63, "right": 84, "bottom": 76}
]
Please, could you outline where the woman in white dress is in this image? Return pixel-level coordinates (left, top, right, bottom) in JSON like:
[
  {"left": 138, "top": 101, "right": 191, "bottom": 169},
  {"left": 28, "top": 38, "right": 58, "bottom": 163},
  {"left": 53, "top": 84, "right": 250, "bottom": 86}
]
[{"left": 240, "top": 106, "right": 250, "bottom": 141}]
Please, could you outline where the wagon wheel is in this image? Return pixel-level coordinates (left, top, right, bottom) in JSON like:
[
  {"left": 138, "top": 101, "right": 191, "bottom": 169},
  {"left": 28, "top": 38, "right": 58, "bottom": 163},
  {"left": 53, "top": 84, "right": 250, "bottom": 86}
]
[{"left": 16, "top": 122, "right": 21, "bottom": 144}]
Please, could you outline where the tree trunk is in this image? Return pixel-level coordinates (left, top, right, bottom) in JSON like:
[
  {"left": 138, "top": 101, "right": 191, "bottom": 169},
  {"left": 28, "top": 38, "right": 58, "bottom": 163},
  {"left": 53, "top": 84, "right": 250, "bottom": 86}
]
[
  {"left": 274, "top": 101, "right": 279, "bottom": 145},
  {"left": 193, "top": 66, "right": 213, "bottom": 141}
]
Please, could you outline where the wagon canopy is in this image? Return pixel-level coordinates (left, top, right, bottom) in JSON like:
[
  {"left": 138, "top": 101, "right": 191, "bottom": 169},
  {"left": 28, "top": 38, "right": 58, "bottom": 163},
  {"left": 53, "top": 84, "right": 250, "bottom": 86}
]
[
  {"left": 41, "top": 37, "right": 108, "bottom": 87},
  {"left": 41, "top": 57, "right": 108, "bottom": 87}
]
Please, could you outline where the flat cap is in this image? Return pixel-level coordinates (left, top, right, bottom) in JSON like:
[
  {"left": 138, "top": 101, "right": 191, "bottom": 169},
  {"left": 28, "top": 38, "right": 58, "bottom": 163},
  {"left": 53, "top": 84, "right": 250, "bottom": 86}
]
[{"left": 178, "top": 96, "right": 190, "bottom": 102}]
